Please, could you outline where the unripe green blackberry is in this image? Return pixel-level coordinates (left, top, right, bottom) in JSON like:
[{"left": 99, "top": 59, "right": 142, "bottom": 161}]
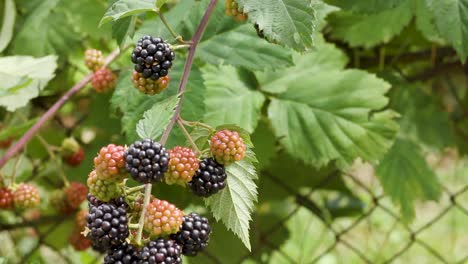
[
  {"left": 84, "top": 49, "right": 104, "bottom": 71},
  {"left": 94, "top": 144, "right": 127, "bottom": 182},
  {"left": 104, "top": 243, "right": 140, "bottom": 264},
  {"left": 139, "top": 238, "right": 182, "bottom": 264},
  {"left": 61, "top": 138, "right": 85, "bottom": 167},
  {"left": 49, "top": 189, "right": 74, "bottom": 214},
  {"left": 171, "top": 213, "right": 211, "bottom": 256},
  {"left": 131, "top": 71, "right": 170, "bottom": 95},
  {"left": 87, "top": 170, "right": 122, "bottom": 202},
  {"left": 131, "top": 35, "right": 175, "bottom": 80},
  {"left": 92, "top": 68, "right": 117, "bottom": 93},
  {"left": 188, "top": 158, "right": 227, "bottom": 197},
  {"left": 210, "top": 129, "right": 246, "bottom": 164},
  {"left": 125, "top": 139, "right": 170, "bottom": 184},
  {"left": 165, "top": 146, "right": 199, "bottom": 186},
  {"left": 144, "top": 199, "right": 183, "bottom": 237},
  {"left": 0, "top": 187, "right": 14, "bottom": 209},
  {"left": 225, "top": 0, "right": 248, "bottom": 21},
  {"left": 64, "top": 182, "right": 87, "bottom": 209},
  {"left": 13, "top": 183, "right": 40, "bottom": 210}
]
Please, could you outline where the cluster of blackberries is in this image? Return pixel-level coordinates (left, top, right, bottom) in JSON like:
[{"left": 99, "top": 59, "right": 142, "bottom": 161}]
[{"left": 132, "top": 36, "right": 175, "bottom": 81}]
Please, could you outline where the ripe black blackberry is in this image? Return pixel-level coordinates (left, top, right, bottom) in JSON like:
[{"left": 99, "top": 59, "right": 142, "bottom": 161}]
[
  {"left": 139, "top": 239, "right": 182, "bottom": 264},
  {"left": 188, "top": 158, "right": 227, "bottom": 197},
  {"left": 171, "top": 213, "right": 211, "bottom": 256},
  {"left": 131, "top": 35, "right": 175, "bottom": 81},
  {"left": 87, "top": 194, "right": 128, "bottom": 209},
  {"left": 86, "top": 201, "right": 129, "bottom": 250},
  {"left": 104, "top": 243, "right": 140, "bottom": 264},
  {"left": 125, "top": 139, "right": 170, "bottom": 184}
]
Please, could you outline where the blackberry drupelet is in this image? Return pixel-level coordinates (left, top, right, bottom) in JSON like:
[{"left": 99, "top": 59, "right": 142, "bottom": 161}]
[
  {"left": 188, "top": 158, "right": 227, "bottom": 197},
  {"left": 104, "top": 242, "right": 140, "bottom": 264},
  {"left": 125, "top": 139, "right": 170, "bottom": 184},
  {"left": 171, "top": 213, "right": 211, "bottom": 256},
  {"left": 131, "top": 35, "right": 175, "bottom": 81},
  {"left": 86, "top": 201, "right": 129, "bottom": 250},
  {"left": 139, "top": 239, "right": 182, "bottom": 264}
]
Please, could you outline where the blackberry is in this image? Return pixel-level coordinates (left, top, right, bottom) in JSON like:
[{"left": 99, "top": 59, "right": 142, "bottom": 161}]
[
  {"left": 61, "top": 138, "right": 84, "bottom": 167},
  {"left": 92, "top": 68, "right": 117, "bottom": 93},
  {"left": 86, "top": 201, "right": 129, "bottom": 250},
  {"left": 188, "top": 158, "right": 227, "bottom": 197},
  {"left": 0, "top": 187, "right": 14, "bottom": 209},
  {"left": 131, "top": 36, "right": 175, "bottom": 81},
  {"left": 225, "top": 0, "right": 248, "bottom": 21},
  {"left": 144, "top": 199, "right": 183, "bottom": 237},
  {"left": 87, "top": 194, "right": 128, "bottom": 208},
  {"left": 94, "top": 144, "right": 127, "bottom": 182},
  {"left": 139, "top": 238, "right": 182, "bottom": 264},
  {"left": 125, "top": 139, "right": 170, "bottom": 184},
  {"left": 13, "top": 183, "right": 41, "bottom": 209},
  {"left": 87, "top": 170, "right": 122, "bottom": 202},
  {"left": 84, "top": 49, "right": 104, "bottom": 71},
  {"left": 64, "top": 182, "right": 87, "bottom": 209},
  {"left": 70, "top": 229, "right": 92, "bottom": 251},
  {"left": 210, "top": 129, "right": 246, "bottom": 164},
  {"left": 131, "top": 71, "right": 170, "bottom": 95},
  {"left": 49, "top": 190, "right": 74, "bottom": 214},
  {"left": 171, "top": 213, "right": 211, "bottom": 256},
  {"left": 165, "top": 146, "right": 199, "bottom": 186},
  {"left": 104, "top": 243, "right": 140, "bottom": 264},
  {"left": 76, "top": 209, "right": 88, "bottom": 230}
]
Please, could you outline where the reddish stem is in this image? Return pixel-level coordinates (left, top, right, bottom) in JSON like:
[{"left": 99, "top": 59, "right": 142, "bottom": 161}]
[
  {"left": 160, "top": 0, "right": 218, "bottom": 144},
  {"left": 0, "top": 48, "right": 122, "bottom": 169}
]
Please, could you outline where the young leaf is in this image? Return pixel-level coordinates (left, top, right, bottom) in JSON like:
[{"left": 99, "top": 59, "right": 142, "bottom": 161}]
[
  {"left": 100, "top": 0, "right": 156, "bottom": 26},
  {"left": 0, "top": 0, "right": 15, "bottom": 53},
  {"left": 236, "top": 0, "right": 317, "bottom": 51},
  {"left": 426, "top": 0, "right": 468, "bottom": 61},
  {"left": 328, "top": 0, "right": 413, "bottom": 48},
  {"left": 202, "top": 65, "right": 265, "bottom": 133},
  {"left": 0, "top": 56, "right": 57, "bottom": 111},
  {"left": 376, "top": 139, "right": 442, "bottom": 222},
  {"left": 136, "top": 95, "right": 178, "bottom": 140},
  {"left": 263, "top": 43, "right": 399, "bottom": 168},
  {"left": 205, "top": 157, "right": 258, "bottom": 251}
]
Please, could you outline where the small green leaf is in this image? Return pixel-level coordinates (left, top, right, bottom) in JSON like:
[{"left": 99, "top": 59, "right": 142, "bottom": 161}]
[
  {"left": 236, "top": 0, "right": 317, "bottom": 51},
  {"left": 426, "top": 0, "right": 468, "bottom": 61},
  {"left": 112, "top": 15, "right": 137, "bottom": 49},
  {"left": 205, "top": 157, "right": 258, "bottom": 251},
  {"left": 0, "top": 0, "right": 15, "bottom": 52},
  {"left": 136, "top": 95, "right": 178, "bottom": 140},
  {"left": 202, "top": 65, "right": 265, "bottom": 133},
  {"left": 376, "top": 139, "right": 442, "bottom": 222},
  {"left": 100, "top": 0, "right": 156, "bottom": 26}
]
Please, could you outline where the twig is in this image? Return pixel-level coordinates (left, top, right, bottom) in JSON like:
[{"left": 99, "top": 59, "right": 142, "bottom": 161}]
[
  {"left": 135, "top": 0, "right": 218, "bottom": 245},
  {"left": 0, "top": 48, "right": 124, "bottom": 169},
  {"left": 159, "top": 12, "right": 184, "bottom": 44},
  {"left": 177, "top": 117, "right": 200, "bottom": 154}
]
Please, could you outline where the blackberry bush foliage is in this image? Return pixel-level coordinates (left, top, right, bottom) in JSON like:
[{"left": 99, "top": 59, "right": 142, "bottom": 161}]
[{"left": 131, "top": 36, "right": 175, "bottom": 81}]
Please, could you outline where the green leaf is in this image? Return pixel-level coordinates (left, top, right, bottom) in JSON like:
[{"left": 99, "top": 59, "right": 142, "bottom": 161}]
[
  {"left": 236, "top": 0, "right": 317, "bottom": 51},
  {"left": 0, "top": 0, "right": 15, "bottom": 52},
  {"left": 202, "top": 65, "right": 265, "bottom": 133},
  {"left": 136, "top": 95, "right": 178, "bottom": 140},
  {"left": 0, "top": 56, "right": 57, "bottom": 111},
  {"left": 112, "top": 15, "right": 137, "bottom": 48},
  {"left": 426, "top": 0, "right": 468, "bottom": 61},
  {"left": 0, "top": 118, "right": 38, "bottom": 141},
  {"left": 328, "top": 0, "right": 413, "bottom": 48},
  {"left": 205, "top": 156, "right": 258, "bottom": 251},
  {"left": 264, "top": 43, "right": 399, "bottom": 167},
  {"left": 100, "top": 0, "right": 156, "bottom": 26},
  {"left": 414, "top": 0, "right": 444, "bottom": 43},
  {"left": 198, "top": 24, "right": 293, "bottom": 71},
  {"left": 376, "top": 139, "right": 442, "bottom": 222},
  {"left": 324, "top": 0, "right": 405, "bottom": 13}
]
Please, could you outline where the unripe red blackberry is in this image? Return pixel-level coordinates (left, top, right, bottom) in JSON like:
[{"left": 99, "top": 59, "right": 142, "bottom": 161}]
[
  {"left": 86, "top": 201, "right": 129, "bottom": 250},
  {"left": 70, "top": 228, "right": 92, "bottom": 251},
  {"left": 87, "top": 170, "right": 122, "bottom": 202},
  {"left": 104, "top": 243, "right": 140, "bottom": 264},
  {"left": 64, "top": 182, "right": 87, "bottom": 209},
  {"left": 49, "top": 189, "right": 74, "bottom": 214},
  {"left": 61, "top": 137, "right": 85, "bottom": 167},
  {"left": 94, "top": 144, "right": 127, "bottom": 182},
  {"left": 64, "top": 148, "right": 85, "bottom": 167},
  {"left": 76, "top": 209, "right": 88, "bottom": 230},
  {"left": 225, "top": 0, "right": 248, "bottom": 21},
  {"left": 84, "top": 49, "right": 104, "bottom": 71},
  {"left": 144, "top": 199, "right": 183, "bottom": 237},
  {"left": 92, "top": 68, "right": 117, "bottom": 93},
  {"left": 125, "top": 139, "right": 170, "bottom": 184},
  {"left": 131, "top": 71, "right": 170, "bottom": 95},
  {"left": 171, "top": 213, "right": 211, "bottom": 256},
  {"left": 188, "top": 158, "right": 227, "bottom": 197},
  {"left": 0, "top": 187, "right": 14, "bottom": 209},
  {"left": 139, "top": 238, "right": 182, "bottom": 264},
  {"left": 165, "top": 146, "right": 199, "bottom": 186},
  {"left": 131, "top": 35, "right": 175, "bottom": 81},
  {"left": 13, "top": 183, "right": 40, "bottom": 209},
  {"left": 210, "top": 129, "right": 246, "bottom": 164},
  {"left": 130, "top": 195, "right": 156, "bottom": 219}
]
